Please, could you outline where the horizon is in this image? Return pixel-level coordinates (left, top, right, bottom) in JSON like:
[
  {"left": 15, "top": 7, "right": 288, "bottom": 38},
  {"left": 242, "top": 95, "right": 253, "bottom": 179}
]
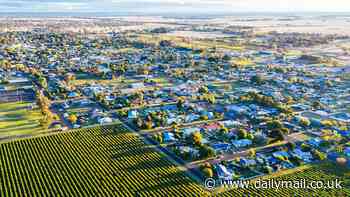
[
  {"left": 1, "top": 0, "right": 350, "bottom": 15},
  {"left": 1, "top": 11, "right": 350, "bottom": 18}
]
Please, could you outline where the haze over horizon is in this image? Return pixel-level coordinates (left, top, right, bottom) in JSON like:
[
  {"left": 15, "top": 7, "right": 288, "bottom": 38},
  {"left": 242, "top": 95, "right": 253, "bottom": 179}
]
[{"left": 1, "top": 0, "right": 350, "bottom": 15}]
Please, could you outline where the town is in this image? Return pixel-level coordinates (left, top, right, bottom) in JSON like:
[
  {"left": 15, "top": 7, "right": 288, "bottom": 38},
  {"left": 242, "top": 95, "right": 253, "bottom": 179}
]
[{"left": 0, "top": 15, "right": 350, "bottom": 196}]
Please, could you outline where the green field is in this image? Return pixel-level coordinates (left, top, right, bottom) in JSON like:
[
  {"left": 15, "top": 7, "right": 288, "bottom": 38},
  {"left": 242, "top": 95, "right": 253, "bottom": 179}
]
[
  {"left": 0, "top": 125, "right": 206, "bottom": 196},
  {"left": 0, "top": 102, "right": 45, "bottom": 137}
]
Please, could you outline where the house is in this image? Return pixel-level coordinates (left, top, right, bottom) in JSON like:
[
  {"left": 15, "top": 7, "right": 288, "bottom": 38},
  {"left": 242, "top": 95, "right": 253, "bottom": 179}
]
[
  {"left": 183, "top": 127, "right": 199, "bottom": 136},
  {"left": 162, "top": 105, "right": 177, "bottom": 111},
  {"left": 225, "top": 105, "right": 247, "bottom": 114},
  {"left": 167, "top": 115, "right": 184, "bottom": 125},
  {"left": 68, "top": 92, "right": 79, "bottom": 98},
  {"left": 330, "top": 113, "right": 350, "bottom": 123},
  {"left": 185, "top": 114, "right": 200, "bottom": 123},
  {"left": 216, "top": 164, "right": 234, "bottom": 179},
  {"left": 203, "top": 122, "right": 221, "bottom": 131},
  {"left": 163, "top": 132, "right": 175, "bottom": 142},
  {"left": 220, "top": 120, "right": 241, "bottom": 128},
  {"left": 91, "top": 108, "right": 103, "bottom": 119},
  {"left": 97, "top": 65, "right": 111, "bottom": 73},
  {"left": 292, "top": 148, "right": 313, "bottom": 162},
  {"left": 181, "top": 147, "right": 199, "bottom": 158},
  {"left": 8, "top": 78, "right": 29, "bottom": 84},
  {"left": 201, "top": 111, "right": 214, "bottom": 120},
  {"left": 73, "top": 124, "right": 81, "bottom": 129},
  {"left": 308, "top": 138, "right": 322, "bottom": 148},
  {"left": 129, "top": 82, "right": 144, "bottom": 89},
  {"left": 212, "top": 143, "right": 230, "bottom": 152},
  {"left": 231, "top": 139, "right": 252, "bottom": 148},
  {"left": 314, "top": 110, "right": 329, "bottom": 118},
  {"left": 98, "top": 117, "right": 113, "bottom": 125},
  {"left": 239, "top": 158, "right": 257, "bottom": 167},
  {"left": 128, "top": 110, "right": 138, "bottom": 119}
]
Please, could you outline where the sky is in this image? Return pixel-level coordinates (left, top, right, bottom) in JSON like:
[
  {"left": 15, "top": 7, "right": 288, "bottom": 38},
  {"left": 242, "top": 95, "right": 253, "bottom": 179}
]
[{"left": 1, "top": 0, "right": 350, "bottom": 14}]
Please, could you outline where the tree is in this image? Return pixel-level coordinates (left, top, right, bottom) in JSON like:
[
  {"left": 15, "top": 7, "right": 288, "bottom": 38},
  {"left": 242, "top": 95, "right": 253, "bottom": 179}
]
[
  {"left": 237, "top": 128, "right": 248, "bottom": 139},
  {"left": 284, "top": 96, "right": 294, "bottom": 105},
  {"left": 177, "top": 97, "right": 185, "bottom": 110},
  {"left": 250, "top": 74, "right": 265, "bottom": 84},
  {"left": 199, "top": 86, "right": 209, "bottom": 94},
  {"left": 64, "top": 73, "right": 76, "bottom": 84},
  {"left": 301, "top": 143, "right": 312, "bottom": 152},
  {"left": 248, "top": 149, "right": 256, "bottom": 158},
  {"left": 270, "top": 129, "right": 284, "bottom": 141},
  {"left": 299, "top": 117, "right": 311, "bottom": 127},
  {"left": 68, "top": 114, "right": 78, "bottom": 124},
  {"left": 287, "top": 142, "right": 296, "bottom": 150},
  {"left": 145, "top": 121, "right": 153, "bottom": 130},
  {"left": 201, "top": 162, "right": 213, "bottom": 178},
  {"left": 312, "top": 101, "right": 323, "bottom": 110},
  {"left": 247, "top": 133, "right": 255, "bottom": 140},
  {"left": 199, "top": 145, "right": 215, "bottom": 159},
  {"left": 312, "top": 150, "right": 326, "bottom": 161},
  {"left": 321, "top": 120, "right": 336, "bottom": 128},
  {"left": 38, "top": 76, "right": 48, "bottom": 89},
  {"left": 191, "top": 131, "right": 202, "bottom": 146},
  {"left": 205, "top": 93, "right": 216, "bottom": 104},
  {"left": 219, "top": 126, "right": 229, "bottom": 136},
  {"left": 280, "top": 127, "right": 290, "bottom": 135},
  {"left": 253, "top": 134, "right": 267, "bottom": 146},
  {"left": 154, "top": 134, "right": 163, "bottom": 144},
  {"left": 267, "top": 120, "right": 283, "bottom": 130},
  {"left": 263, "top": 166, "right": 273, "bottom": 174},
  {"left": 135, "top": 117, "right": 143, "bottom": 128}
]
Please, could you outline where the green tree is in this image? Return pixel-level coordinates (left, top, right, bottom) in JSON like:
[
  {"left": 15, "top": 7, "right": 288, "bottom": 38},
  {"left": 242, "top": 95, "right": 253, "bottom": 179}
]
[
  {"left": 191, "top": 131, "right": 202, "bottom": 146},
  {"left": 237, "top": 128, "right": 248, "bottom": 139}
]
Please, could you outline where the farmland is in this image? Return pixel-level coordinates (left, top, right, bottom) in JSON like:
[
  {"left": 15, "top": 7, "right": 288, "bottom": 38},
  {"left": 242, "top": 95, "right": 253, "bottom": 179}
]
[
  {"left": 0, "top": 101, "right": 45, "bottom": 138},
  {"left": 0, "top": 125, "right": 206, "bottom": 196},
  {"left": 1, "top": 124, "right": 349, "bottom": 196},
  {"left": 219, "top": 162, "right": 350, "bottom": 196}
]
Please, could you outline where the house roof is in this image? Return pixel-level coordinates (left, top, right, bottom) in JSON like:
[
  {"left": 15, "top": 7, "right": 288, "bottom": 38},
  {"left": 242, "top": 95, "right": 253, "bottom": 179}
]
[
  {"left": 273, "top": 151, "right": 290, "bottom": 158},
  {"left": 232, "top": 139, "right": 252, "bottom": 148},
  {"left": 240, "top": 158, "right": 256, "bottom": 166}
]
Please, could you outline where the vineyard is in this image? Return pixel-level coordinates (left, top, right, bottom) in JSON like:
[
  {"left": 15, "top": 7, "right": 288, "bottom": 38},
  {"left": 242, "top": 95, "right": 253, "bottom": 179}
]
[
  {"left": 219, "top": 162, "right": 350, "bottom": 197},
  {"left": 1, "top": 124, "right": 349, "bottom": 196},
  {"left": 0, "top": 124, "right": 207, "bottom": 196}
]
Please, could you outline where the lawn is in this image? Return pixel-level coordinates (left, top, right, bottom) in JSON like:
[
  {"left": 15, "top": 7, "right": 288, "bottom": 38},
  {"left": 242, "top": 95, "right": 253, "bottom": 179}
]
[{"left": 0, "top": 101, "right": 45, "bottom": 137}]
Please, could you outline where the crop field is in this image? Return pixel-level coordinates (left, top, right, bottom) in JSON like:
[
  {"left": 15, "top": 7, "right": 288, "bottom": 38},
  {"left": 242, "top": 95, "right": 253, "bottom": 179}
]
[
  {"left": 1, "top": 123, "right": 349, "bottom": 196},
  {"left": 218, "top": 162, "right": 350, "bottom": 197},
  {"left": 0, "top": 101, "right": 44, "bottom": 137},
  {"left": 0, "top": 124, "right": 206, "bottom": 196}
]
